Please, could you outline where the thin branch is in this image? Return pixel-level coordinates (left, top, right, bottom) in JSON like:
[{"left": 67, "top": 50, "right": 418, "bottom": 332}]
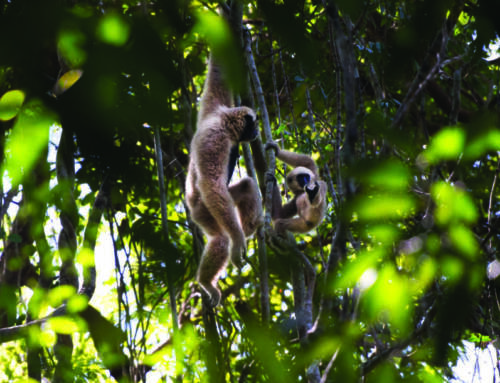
[
  {"left": 244, "top": 28, "right": 272, "bottom": 323},
  {"left": 154, "top": 126, "right": 179, "bottom": 331}
]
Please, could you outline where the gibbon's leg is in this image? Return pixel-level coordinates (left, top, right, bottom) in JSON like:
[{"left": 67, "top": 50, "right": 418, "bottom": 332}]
[
  {"left": 197, "top": 234, "right": 230, "bottom": 307},
  {"left": 229, "top": 177, "right": 263, "bottom": 239},
  {"left": 274, "top": 217, "right": 311, "bottom": 235}
]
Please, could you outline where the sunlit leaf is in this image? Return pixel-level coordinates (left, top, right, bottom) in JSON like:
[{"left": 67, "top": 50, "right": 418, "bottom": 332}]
[
  {"left": 441, "top": 256, "right": 464, "bottom": 282},
  {"left": 0, "top": 90, "right": 25, "bottom": 121},
  {"left": 194, "top": 11, "right": 233, "bottom": 54},
  {"left": 194, "top": 11, "right": 244, "bottom": 93},
  {"left": 47, "top": 316, "right": 86, "bottom": 334},
  {"left": 412, "top": 257, "right": 438, "bottom": 292},
  {"left": 468, "top": 332, "right": 492, "bottom": 344},
  {"left": 334, "top": 249, "right": 380, "bottom": 290},
  {"left": 2, "top": 100, "right": 54, "bottom": 186},
  {"left": 422, "top": 127, "right": 465, "bottom": 164},
  {"left": 47, "top": 285, "right": 77, "bottom": 308},
  {"left": 363, "top": 266, "right": 412, "bottom": 332},
  {"left": 28, "top": 288, "right": 48, "bottom": 319},
  {"left": 96, "top": 13, "right": 130, "bottom": 46},
  {"left": 28, "top": 325, "right": 56, "bottom": 348},
  {"left": 464, "top": 129, "right": 500, "bottom": 159},
  {"left": 448, "top": 225, "right": 478, "bottom": 259},
  {"left": 417, "top": 363, "right": 444, "bottom": 383},
  {"left": 364, "top": 224, "right": 400, "bottom": 245},
  {"left": 431, "top": 182, "right": 478, "bottom": 225},
  {"left": 362, "top": 160, "right": 411, "bottom": 190},
  {"left": 356, "top": 193, "right": 415, "bottom": 221},
  {"left": 77, "top": 248, "right": 96, "bottom": 268},
  {"left": 58, "top": 29, "right": 87, "bottom": 68},
  {"left": 66, "top": 294, "right": 89, "bottom": 313},
  {"left": 53, "top": 69, "right": 83, "bottom": 95}
]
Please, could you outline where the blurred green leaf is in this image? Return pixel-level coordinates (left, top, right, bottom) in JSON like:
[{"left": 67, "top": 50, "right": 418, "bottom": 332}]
[
  {"left": 194, "top": 11, "right": 233, "bottom": 54},
  {"left": 334, "top": 249, "right": 380, "bottom": 290},
  {"left": 422, "top": 127, "right": 465, "bottom": 164},
  {"left": 464, "top": 128, "right": 500, "bottom": 159},
  {"left": 47, "top": 285, "right": 77, "bottom": 308},
  {"left": 67, "top": 294, "right": 89, "bottom": 314},
  {"left": 96, "top": 12, "right": 130, "bottom": 46},
  {"left": 363, "top": 266, "right": 412, "bottom": 332},
  {"left": 356, "top": 193, "right": 415, "bottom": 221},
  {"left": 47, "top": 315, "right": 87, "bottom": 334},
  {"left": 2, "top": 99, "right": 54, "bottom": 186},
  {"left": 58, "top": 29, "right": 87, "bottom": 67},
  {"left": 0, "top": 90, "right": 25, "bottom": 121},
  {"left": 441, "top": 256, "right": 464, "bottom": 282},
  {"left": 357, "top": 160, "right": 411, "bottom": 191},
  {"left": 448, "top": 225, "right": 478, "bottom": 259},
  {"left": 431, "top": 182, "right": 478, "bottom": 226}
]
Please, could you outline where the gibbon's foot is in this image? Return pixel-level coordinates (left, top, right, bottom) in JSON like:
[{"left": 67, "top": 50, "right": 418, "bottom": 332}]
[
  {"left": 199, "top": 282, "right": 222, "bottom": 307},
  {"left": 305, "top": 181, "right": 320, "bottom": 202},
  {"left": 230, "top": 240, "right": 246, "bottom": 269}
]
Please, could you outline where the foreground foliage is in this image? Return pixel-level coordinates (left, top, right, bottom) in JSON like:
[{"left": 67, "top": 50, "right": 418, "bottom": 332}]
[{"left": 1, "top": 0, "right": 500, "bottom": 382}]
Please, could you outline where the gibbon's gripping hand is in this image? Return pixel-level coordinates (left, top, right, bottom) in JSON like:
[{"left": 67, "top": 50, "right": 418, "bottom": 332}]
[
  {"left": 265, "top": 169, "right": 277, "bottom": 185},
  {"left": 305, "top": 181, "right": 320, "bottom": 203},
  {"left": 230, "top": 233, "right": 247, "bottom": 269},
  {"left": 265, "top": 141, "right": 280, "bottom": 155}
]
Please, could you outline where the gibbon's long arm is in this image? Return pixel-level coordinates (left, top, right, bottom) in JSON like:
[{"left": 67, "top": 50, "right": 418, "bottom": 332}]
[
  {"left": 276, "top": 149, "right": 318, "bottom": 176},
  {"left": 198, "top": 56, "right": 233, "bottom": 122},
  {"left": 270, "top": 179, "right": 298, "bottom": 220}
]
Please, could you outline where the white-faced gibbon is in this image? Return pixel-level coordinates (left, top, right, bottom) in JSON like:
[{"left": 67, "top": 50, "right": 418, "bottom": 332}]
[
  {"left": 186, "top": 55, "right": 263, "bottom": 307},
  {"left": 266, "top": 142, "right": 327, "bottom": 234}
]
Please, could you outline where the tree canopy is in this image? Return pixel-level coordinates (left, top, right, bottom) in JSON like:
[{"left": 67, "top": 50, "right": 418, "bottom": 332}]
[{"left": 1, "top": 0, "right": 500, "bottom": 382}]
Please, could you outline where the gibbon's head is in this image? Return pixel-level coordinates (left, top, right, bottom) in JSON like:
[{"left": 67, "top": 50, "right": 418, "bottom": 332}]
[
  {"left": 220, "top": 106, "right": 258, "bottom": 142},
  {"left": 287, "top": 166, "right": 315, "bottom": 194}
]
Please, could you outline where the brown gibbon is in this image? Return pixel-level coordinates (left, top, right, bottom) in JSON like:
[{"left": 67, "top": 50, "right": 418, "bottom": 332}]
[
  {"left": 185, "top": 55, "right": 263, "bottom": 307},
  {"left": 266, "top": 142, "right": 327, "bottom": 234}
]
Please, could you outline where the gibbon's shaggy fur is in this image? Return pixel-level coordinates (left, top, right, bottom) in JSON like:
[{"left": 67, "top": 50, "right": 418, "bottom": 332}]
[
  {"left": 186, "top": 55, "right": 262, "bottom": 307},
  {"left": 266, "top": 142, "right": 327, "bottom": 234}
]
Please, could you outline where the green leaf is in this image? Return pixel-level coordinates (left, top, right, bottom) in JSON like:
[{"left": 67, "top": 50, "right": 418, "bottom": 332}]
[
  {"left": 2, "top": 100, "right": 54, "bottom": 186},
  {"left": 47, "top": 316, "right": 86, "bottom": 334},
  {"left": 356, "top": 193, "right": 415, "bottom": 221},
  {"left": 96, "top": 12, "right": 130, "bottom": 46},
  {"left": 58, "top": 29, "right": 87, "bottom": 68},
  {"left": 47, "top": 285, "right": 77, "bottom": 308},
  {"left": 0, "top": 90, "right": 25, "bottom": 121},
  {"left": 431, "top": 181, "right": 478, "bottom": 225},
  {"left": 422, "top": 127, "right": 465, "bottom": 164},
  {"left": 464, "top": 129, "right": 500, "bottom": 159}
]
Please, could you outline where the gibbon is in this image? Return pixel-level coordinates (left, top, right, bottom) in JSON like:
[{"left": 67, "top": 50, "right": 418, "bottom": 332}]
[
  {"left": 186, "top": 55, "right": 262, "bottom": 307},
  {"left": 266, "top": 142, "right": 327, "bottom": 234}
]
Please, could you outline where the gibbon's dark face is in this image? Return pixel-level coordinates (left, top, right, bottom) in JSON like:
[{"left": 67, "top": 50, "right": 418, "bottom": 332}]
[
  {"left": 296, "top": 173, "right": 311, "bottom": 188},
  {"left": 287, "top": 166, "right": 313, "bottom": 194},
  {"left": 239, "top": 114, "right": 259, "bottom": 142}
]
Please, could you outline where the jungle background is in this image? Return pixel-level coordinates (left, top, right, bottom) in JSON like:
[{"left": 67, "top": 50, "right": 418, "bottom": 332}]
[{"left": 1, "top": 0, "right": 500, "bottom": 382}]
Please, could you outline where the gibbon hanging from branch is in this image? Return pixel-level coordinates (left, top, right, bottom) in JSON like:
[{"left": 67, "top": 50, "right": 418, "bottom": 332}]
[
  {"left": 185, "top": 55, "right": 262, "bottom": 307},
  {"left": 266, "top": 142, "right": 327, "bottom": 234}
]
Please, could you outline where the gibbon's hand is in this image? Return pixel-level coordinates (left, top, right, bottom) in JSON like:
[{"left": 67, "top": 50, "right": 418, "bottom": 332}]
[
  {"left": 265, "top": 141, "right": 280, "bottom": 155},
  {"left": 305, "top": 181, "right": 320, "bottom": 203},
  {"left": 230, "top": 233, "right": 247, "bottom": 268},
  {"left": 265, "top": 169, "right": 277, "bottom": 185}
]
